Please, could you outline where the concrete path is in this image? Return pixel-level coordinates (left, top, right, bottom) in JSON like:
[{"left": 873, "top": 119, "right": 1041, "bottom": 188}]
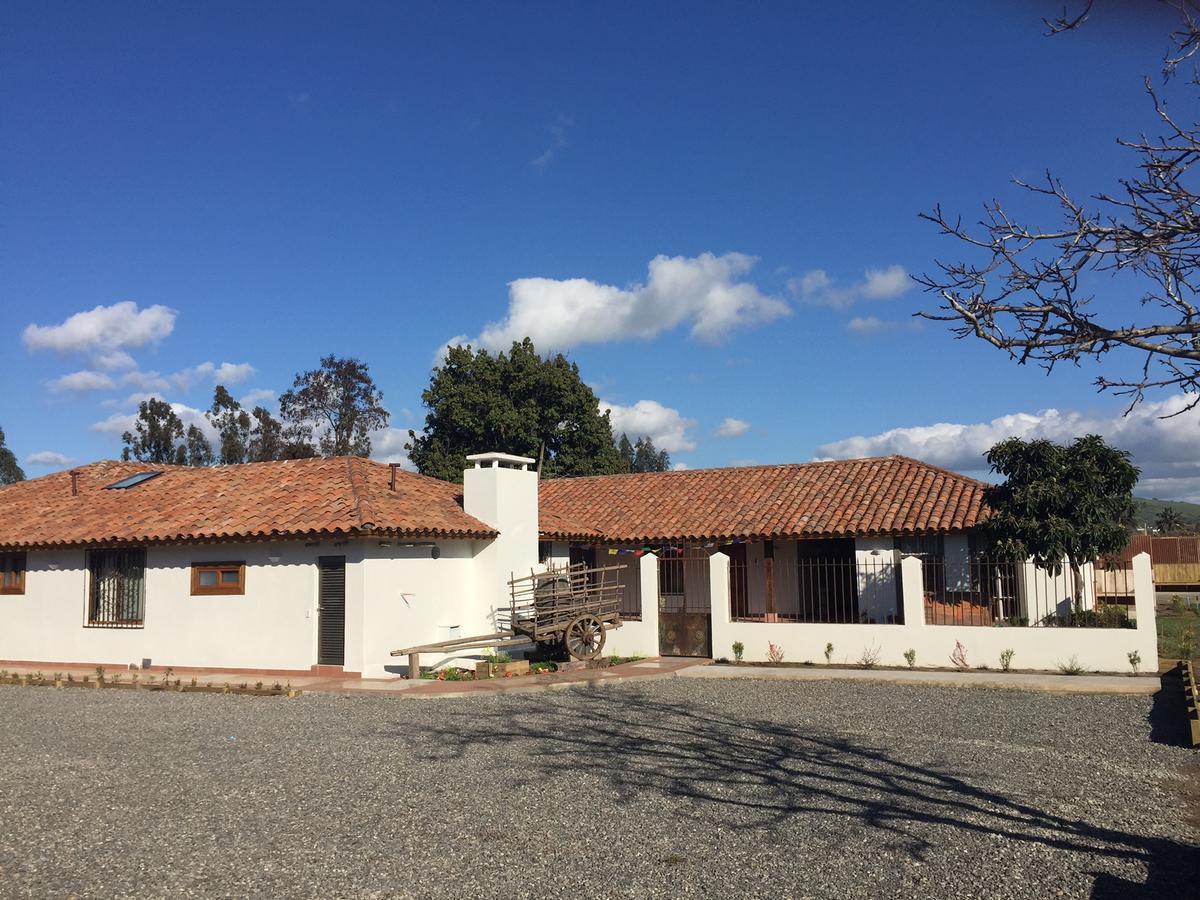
[{"left": 681, "top": 663, "right": 1160, "bottom": 694}]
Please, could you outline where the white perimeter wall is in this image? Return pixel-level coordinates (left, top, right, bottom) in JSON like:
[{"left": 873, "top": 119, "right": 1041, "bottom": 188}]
[{"left": 607, "top": 552, "right": 1159, "bottom": 674}]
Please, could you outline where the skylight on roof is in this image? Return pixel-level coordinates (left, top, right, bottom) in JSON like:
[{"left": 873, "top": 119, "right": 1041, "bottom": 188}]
[{"left": 105, "top": 471, "right": 163, "bottom": 490}]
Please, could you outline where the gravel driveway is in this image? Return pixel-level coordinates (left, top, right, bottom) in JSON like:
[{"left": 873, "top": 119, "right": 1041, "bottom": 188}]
[{"left": 1, "top": 678, "right": 1197, "bottom": 899}]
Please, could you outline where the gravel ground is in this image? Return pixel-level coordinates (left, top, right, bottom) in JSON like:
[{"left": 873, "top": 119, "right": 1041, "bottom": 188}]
[{"left": 1, "top": 678, "right": 1197, "bottom": 899}]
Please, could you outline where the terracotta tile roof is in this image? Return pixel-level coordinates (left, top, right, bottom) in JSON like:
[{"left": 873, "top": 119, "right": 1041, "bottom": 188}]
[
  {"left": 0, "top": 457, "right": 496, "bottom": 549},
  {"left": 538, "top": 455, "right": 988, "bottom": 543}
]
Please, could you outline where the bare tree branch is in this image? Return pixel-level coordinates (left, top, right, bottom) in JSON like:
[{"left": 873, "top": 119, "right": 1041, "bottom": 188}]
[{"left": 918, "top": 2, "right": 1200, "bottom": 415}]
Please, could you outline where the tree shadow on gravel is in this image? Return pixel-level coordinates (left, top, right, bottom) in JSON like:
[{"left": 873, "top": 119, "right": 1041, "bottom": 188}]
[{"left": 386, "top": 683, "right": 1200, "bottom": 899}]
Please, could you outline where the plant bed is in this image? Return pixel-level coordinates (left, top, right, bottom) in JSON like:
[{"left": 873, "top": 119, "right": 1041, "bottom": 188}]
[
  {"left": 708, "top": 660, "right": 1155, "bottom": 677},
  {"left": 0, "top": 671, "right": 299, "bottom": 697},
  {"left": 475, "top": 659, "right": 531, "bottom": 679}
]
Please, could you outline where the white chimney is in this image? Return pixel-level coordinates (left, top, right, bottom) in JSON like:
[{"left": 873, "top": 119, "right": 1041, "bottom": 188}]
[{"left": 462, "top": 452, "right": 539, "bottom": 616}]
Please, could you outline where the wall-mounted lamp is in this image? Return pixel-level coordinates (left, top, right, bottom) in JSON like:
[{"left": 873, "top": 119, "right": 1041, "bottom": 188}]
[
  {"left": 378, "top": 540, "right": 392, "bottom": 549},
  {"left": 266, "top": 555, "right": 281, "bottom": 564},
  {"left": 48, "top": 563, "right": 61, "bottom": 571},
  {"left": 400, "top": 542, "right": 441, "bottom": 559}
]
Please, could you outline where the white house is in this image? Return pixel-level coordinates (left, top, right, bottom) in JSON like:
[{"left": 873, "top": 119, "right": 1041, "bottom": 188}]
[{"left": 0, "top": 452, "right": 1157, "bottom": 677}]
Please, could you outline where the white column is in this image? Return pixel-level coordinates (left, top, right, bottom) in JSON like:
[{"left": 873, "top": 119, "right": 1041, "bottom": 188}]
[
  {"left": 638, "top": 552, "right": 660, "bottom": 655},
  {"left": 900, "top": 554, "right": 926, "bottom": 627},
  {"left": 1132, "top": 551, "right": 1159, "bottom": 670},
  {"left": 709, "top": 550, "right": 730, "bottom": 661}
]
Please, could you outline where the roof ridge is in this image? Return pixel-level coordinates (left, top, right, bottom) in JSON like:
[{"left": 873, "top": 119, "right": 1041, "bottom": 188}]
[{"left": 540, "top": 454, "right": 982, "bottom": 485}]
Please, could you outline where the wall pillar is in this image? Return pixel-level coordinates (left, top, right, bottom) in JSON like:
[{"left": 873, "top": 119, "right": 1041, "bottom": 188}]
[
  {"left": 639, "top": 552, "right": 660, "bottom": 655},
  {"left": 1132, "top": 551, "right": 1159, "bottom": 670},
  {"left": 709, "top": 551, "right": 731, "bottom": 660},
  {"left": 900, "top": 554, "right": 926, "bottom": 627}
]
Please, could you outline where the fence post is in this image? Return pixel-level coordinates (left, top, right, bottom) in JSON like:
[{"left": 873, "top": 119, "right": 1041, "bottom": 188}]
[
  {"left": 1131, "top": 551, "right": 1159, "bottom": 672},
  {"left": 900, "top": 554, "right": 925, "bottom": 627},
  {"left": 709, "top": 551, "right": 730, "bottom": 661},
  {"left": 638, "top": 552, "right": 660, "bottom": 656}
]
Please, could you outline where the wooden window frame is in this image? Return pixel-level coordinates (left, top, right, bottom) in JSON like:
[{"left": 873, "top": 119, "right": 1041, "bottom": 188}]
[
  {"left": 0, "top": 551, "right": 26, "bottom": 595},
  {"left": 191, "top": 561, "right": 246, "bottom": 596}
]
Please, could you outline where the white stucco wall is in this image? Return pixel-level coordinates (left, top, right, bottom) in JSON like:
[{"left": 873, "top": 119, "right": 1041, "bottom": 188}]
[{"left": 0, "top": 541, "right": 330, "bottom": 672}]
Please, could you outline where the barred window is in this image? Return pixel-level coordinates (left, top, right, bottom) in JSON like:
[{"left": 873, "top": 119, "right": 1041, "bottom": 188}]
[
  {"left": 0, "top": 552, "right": 26, "bottom": 595},
  {"left": 86, "top": 548, "right": 146, "bottom": 627}
]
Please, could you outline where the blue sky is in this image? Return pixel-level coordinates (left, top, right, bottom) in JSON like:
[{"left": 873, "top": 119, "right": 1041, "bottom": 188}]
[{"left": 3, "top": 1, "right": 1198, "bottom": 498}]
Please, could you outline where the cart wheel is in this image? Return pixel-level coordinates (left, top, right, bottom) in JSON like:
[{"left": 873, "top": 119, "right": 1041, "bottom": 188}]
[{"left": 564, "top": 614, "right": 606, "bottom": 660}]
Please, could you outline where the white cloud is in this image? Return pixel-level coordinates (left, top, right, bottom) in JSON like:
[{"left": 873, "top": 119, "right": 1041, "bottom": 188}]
[
  {"left": 93, "top": 350, "right": 137, "bottom": 371},
  {"left": 119, "top": 361, "right": 255, "bottom": 393},
  {"left": 171, "top": 361, "right": 255, "bottom": 391},
  {"left": 602, "top": 398, "right": 696, "bottom": 453},
  {"left": 790, "top": 264, "right": 912, "bottom": 309},
  {"left": 24, "top": 450, "right": 75, "bottom": 467},
  {"left": 847, "top": 316, "right": 886, "bottom": 333},
  {"left": 370, "top": 428, "right": 415, "bottom": 468},
  {"left": 814, "top": 394, "right": 1200, "bottom": 502},
  {"left": 23, "top": 302, "right": 176, "bottom": 354},
  {"left": 461, "top": 253, "right": 790, "bottom": 353},
  {"left": 715, "top": 417, "right": 750, "bottom": 438},
  {"left": 89, "top": 400, "right": 212, "bottom": 439},
  {"left": 120, "top": 370, "right": 171, "bottom": 392},
  {"left": 48, "top": 370, "right": 116, "bottom": 393},
  {"left": 671, "top": 462, "right": 691, "bottom": 471},
  {"left": 240, "top": 388, "right": 275, "bottom": 407}
]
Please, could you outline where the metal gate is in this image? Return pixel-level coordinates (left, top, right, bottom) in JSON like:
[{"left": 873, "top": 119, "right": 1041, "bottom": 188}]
[
  {"left": 317, "top": 556, "right": 346, "bottom": 666},
  {"left": 657, "top": 551, "right": 712, "bottom": 657}
]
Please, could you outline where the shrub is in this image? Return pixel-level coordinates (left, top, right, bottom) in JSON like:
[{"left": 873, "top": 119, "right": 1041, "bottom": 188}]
[
  {"left": 732, "top": 641, "right": 745, "bottom": 663},
  {"left": 1058, "top": 655, "right": 1084, "bottom": 676},
  {"left": 1127, "top": 650, "right": 1141, "bottom": 674},
  {"left": 766, "top": 642, "right": 785, "bottom": 664},
  {"left": 903, "top": 648, "right": 916, "bottom": 669},
  {"left": 824, "top": 642, "right": 834, "bottom": 664},
  {"left": 1177, "top": 625, "right": 1197, "bottom": 660},
  {"left": 858, "top": 643, "right": 881, "bottom": 669},
  {"left": 950, "top": 641, "right": 969, "bottom": 670},
  {"left": 1171, "top": 594, "right": 1187, "bottom": 614},
  {"left": 1000, "top": 648, "right": 1015, "bottom": 672},
  {"left": 488, "top": 650, "right": 513, "bottom": 664}
]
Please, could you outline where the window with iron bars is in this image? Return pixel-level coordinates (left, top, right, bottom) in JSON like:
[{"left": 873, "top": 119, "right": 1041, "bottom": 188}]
[{"left": 86, "top": 548, "right": 146, "bottom": 627}]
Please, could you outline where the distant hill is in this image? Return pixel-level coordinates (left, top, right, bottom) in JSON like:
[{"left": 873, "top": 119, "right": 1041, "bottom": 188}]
[{"left": 1132, "top": 496, "right": 1200, "bottom": 531}]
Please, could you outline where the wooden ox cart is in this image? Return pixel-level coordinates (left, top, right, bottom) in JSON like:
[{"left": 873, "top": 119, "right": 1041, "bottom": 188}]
[{"left": 391, "top": 562, "right": 625, "bottom": 676}]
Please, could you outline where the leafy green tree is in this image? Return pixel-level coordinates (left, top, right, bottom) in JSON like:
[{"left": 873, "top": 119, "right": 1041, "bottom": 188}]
[
  {"left": 617, "top": 433, "right": 635, "bottom": 473},
  {"left": 183, "top": 425, "right": 214, "bottom": 467},
  {"left": 122, "top": 399, "right": 186, "bottom": 464},
  {"left": 280, "top": 355, "right": 389, "bottom": 457},
  {"left": 206, "top": 386, "right": 251, "bottom": 465},
  {"left": 407, "top": 338, "right": 622, "bottom": 481},
  {"left": 982, "top": 434, "right": 1139, "bottom": 608},
  {"left": 0, "top": 427, "right": 25, "bottom": 485},
  {"left": 1155, "top": 507, "right": 1185, "bottom": 535},
  {"left": 632, "top": 435, "right": 671, "bottom": 472}
]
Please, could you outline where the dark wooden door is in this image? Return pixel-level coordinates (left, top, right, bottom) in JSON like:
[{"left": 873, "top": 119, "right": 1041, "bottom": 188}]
[
  {"left": 317, "top": 556, "right": 346, "bottom": 666},
  {"left": 657, "top": 551, "right": 712, "bottom": 657}
]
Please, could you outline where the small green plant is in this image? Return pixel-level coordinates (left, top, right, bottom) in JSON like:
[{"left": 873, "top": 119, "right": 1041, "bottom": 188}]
[
  {"left": 903, "top": 648, "right": 916, "bottom": 669},
  {"left": 66, "top": 672, "right": 74, "bottom": 683},
  {"left": 824, "top": 642, "right": 834, "bottom": 664},
  {"left": 255, "top": 681, "right": 263, "bottom": 691},
  {"left": 1000, "top": 648, "right": 1015, "bottom": 672},
  {"left": 767, "top": 642, "right": 785, "bottom": 664},
  {"left": 857, "top": 643, "right": 881, "bottom": 669},
  {"left": 1177, "top": 625, "right": 1197, "bottom": 660},
  {"left": 110, "top": 673, "right": 122, "bottom": 684},
  {"left": 1128, "top": 649, "right": 1142, "bottom": 674},
  {"left": 732, "top": 641, "right": 745, "bottom": 663},
  {"left": 486, "top": 650, "right": 513, "bottom": 664},
  {"left": 1058, "top": 655, "right": 1084, "bottom": 676},
  {"left": 272, "top": 682, "right": 282, "bottom": 691},
  {"left": 977, "top": 663, "right": 990, "bottom": 671},
  {"left": 1171, "top": 594, "right": 1187, "bottom": 614}
]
